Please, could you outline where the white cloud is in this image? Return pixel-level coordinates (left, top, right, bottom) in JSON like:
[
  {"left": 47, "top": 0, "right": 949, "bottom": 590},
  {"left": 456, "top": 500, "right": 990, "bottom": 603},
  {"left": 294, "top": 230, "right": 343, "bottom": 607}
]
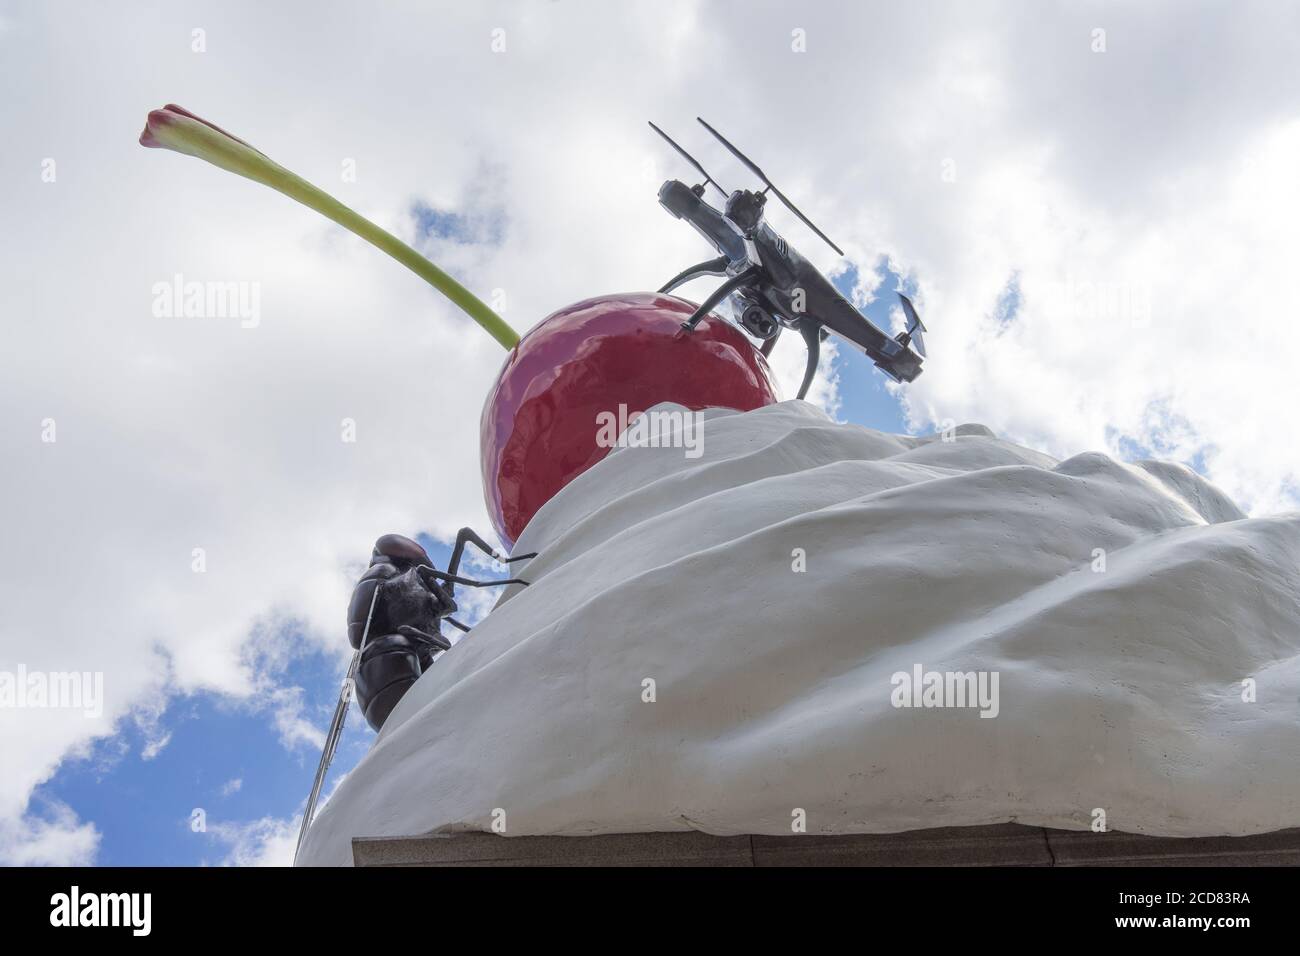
[
  {"left": 2, "top": 0, "right": 1298, "bottom": 862},
  {"left": 220, "top": 778, "right": 243, "bottom": 797},
  {"left": 207, "top": 815, "right": 297, "bottom": 867},
  {"left": 132, "top": 693, "right": 174, "bottom": 761},
  {"left": 0, "top": 801, "right": 99, "bottom": 867},
  {"left": 207, "top": 771, "right": 349, "bottom": 866},
  {"left": 261, "top": 685, "right": 326, "bottom": 752},
  {"left": 140, "top": 732, "right": 173, "bottom": 762}
]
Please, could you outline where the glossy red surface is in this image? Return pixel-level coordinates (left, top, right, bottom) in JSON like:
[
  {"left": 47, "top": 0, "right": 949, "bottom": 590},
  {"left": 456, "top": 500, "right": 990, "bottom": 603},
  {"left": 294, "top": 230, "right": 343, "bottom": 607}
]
[{"left": 480, "top": 292, "right": 781, "bottom": 547}]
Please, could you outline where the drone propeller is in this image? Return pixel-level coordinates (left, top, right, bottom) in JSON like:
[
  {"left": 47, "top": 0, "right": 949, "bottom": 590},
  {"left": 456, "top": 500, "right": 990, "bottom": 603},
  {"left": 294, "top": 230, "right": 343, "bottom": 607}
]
[
  {"left": 696, "top": 117, "right": 844, "bottom": 257},
  {"left": 648, "top": 121, "right": 728, "bottom": 198},
  {"left": 897, "top": 292, "right": 927, "bottom": 358}
]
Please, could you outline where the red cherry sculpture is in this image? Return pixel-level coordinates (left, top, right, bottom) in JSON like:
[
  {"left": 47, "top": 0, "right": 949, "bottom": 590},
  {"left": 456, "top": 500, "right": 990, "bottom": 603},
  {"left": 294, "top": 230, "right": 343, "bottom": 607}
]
[{"left": 480, "top": 292, "right": 781, "bottom": 547}]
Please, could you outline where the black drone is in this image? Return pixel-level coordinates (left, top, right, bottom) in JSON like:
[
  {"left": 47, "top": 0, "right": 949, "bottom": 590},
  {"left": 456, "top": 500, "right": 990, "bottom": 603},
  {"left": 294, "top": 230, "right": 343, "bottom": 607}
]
[{"left": 651, "top": 119, "right": 928, "bottom": 399}]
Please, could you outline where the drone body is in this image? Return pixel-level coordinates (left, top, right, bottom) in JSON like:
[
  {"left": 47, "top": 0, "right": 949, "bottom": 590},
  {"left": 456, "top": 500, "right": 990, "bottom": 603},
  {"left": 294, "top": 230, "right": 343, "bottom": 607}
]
[{"left": 651, "top": 119, "right": 928, "bottom": 399}]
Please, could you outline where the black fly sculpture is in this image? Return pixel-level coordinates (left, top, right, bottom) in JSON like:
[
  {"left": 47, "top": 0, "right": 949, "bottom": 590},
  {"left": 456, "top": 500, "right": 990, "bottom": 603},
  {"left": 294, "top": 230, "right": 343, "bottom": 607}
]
[
  {"left": 651, "top": 118, "right": 928, "bottom": 400},
  {"left": 296, "top": 528, "right": 535, "bottom": 859},
  {"left": 348, "top": 529, "right": 536, "bottom": 730}
]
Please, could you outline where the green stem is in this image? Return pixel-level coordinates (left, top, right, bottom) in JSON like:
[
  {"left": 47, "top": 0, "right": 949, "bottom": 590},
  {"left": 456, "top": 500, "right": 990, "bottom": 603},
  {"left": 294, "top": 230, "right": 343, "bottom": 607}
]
[{"left": 272, "top": 168, "right": 519, "bottom": 350}]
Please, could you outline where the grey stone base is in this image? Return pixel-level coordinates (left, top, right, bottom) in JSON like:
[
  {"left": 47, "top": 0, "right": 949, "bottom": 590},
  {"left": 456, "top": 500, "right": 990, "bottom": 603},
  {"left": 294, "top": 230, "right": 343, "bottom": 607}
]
[{"left": 352, "top": 824, "right": 1300, "bottom": 867}]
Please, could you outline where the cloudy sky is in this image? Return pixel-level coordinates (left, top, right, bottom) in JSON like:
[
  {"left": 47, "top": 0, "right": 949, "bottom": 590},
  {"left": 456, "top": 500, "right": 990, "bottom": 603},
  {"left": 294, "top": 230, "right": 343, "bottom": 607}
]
[{"left": 2, "top": 0, "right": 1298, "bottom": 865}]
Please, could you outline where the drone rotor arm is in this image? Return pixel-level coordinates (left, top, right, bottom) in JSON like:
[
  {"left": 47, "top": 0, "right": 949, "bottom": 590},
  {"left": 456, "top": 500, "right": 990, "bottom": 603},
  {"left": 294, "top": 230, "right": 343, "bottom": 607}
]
[
  {"left": 695, "top": 117, "right": 844, "bottom": 257},
  {"left": 648, "top": 121, "right": 728, "bottom": 197},
  {"left": 767, "top": 183, "right": 844, "bottom": 257}
]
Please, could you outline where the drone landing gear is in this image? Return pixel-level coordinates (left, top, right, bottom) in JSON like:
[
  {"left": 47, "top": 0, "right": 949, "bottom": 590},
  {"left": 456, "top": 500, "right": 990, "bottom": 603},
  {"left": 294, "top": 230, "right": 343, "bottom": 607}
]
[
  {"left": 678, "top": 266, "right": 761, "bottom": 333},
  {"left": 658, "top": 256, "right": 730, "bottom": 295},
  {"left": 796, "top": 319, "right": 821, "bottom": 401}
]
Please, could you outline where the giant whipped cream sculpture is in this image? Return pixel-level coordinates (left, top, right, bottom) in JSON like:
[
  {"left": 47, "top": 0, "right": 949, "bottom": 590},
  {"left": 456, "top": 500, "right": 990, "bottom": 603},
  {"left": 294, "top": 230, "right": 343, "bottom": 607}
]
[
  {"left": 140, "top": 107, "right": 1299, "bottom": 868},
  {"left": 296, "top": 401, "right": 1300, "bottom": 865}
]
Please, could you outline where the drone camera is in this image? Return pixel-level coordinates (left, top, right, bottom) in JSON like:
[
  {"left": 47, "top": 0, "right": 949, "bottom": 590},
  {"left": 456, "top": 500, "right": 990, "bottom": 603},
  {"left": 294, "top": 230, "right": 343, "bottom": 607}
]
[{"left": 739, "top": 302, "right": 779, "bottom": 340}]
